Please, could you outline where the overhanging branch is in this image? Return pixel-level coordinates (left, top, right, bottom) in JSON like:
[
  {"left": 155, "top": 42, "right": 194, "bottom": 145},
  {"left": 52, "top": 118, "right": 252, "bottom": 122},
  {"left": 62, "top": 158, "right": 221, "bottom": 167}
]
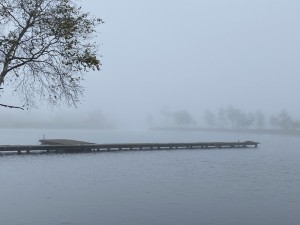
[
  {"left": 0, "top": 103, "right": 24, "bottom": 110},
  {"left": 0, "top": 0, "right": 102, "bottom": 108}
]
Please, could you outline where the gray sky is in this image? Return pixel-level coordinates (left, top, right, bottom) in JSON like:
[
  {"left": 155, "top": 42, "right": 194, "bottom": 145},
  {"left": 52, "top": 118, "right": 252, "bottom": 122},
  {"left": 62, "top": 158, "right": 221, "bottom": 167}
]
[{"left": 3, "top": 0, "right": 300, "bottom": 127}]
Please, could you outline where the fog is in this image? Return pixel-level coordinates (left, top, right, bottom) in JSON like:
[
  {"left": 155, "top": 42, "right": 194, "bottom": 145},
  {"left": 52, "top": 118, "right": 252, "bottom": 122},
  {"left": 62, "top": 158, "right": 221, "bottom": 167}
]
[{"left": 2, "top": 0, "right": 300, "bottom": 130}]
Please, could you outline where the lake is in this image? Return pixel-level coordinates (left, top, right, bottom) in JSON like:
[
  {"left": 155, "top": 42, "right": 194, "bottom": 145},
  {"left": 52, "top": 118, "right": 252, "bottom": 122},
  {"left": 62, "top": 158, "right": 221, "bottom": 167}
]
[{"left": 0, "top": 129, "right": 300, "bottom": 225}]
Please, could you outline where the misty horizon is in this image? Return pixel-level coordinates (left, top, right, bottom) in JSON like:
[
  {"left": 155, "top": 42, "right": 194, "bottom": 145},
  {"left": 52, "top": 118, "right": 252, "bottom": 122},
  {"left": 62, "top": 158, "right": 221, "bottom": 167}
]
[
  {"left": 1, "top": 0, "right": 300, "bottom": 130},
  {"left": 1, "top": 106, "right": 300, "bottom": 132}
]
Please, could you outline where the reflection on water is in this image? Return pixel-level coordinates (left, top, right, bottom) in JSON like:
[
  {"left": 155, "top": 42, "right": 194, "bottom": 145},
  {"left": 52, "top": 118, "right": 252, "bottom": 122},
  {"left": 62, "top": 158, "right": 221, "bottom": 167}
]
[{"left": 0, "top": 129, "right": 300, "bottom": 225}]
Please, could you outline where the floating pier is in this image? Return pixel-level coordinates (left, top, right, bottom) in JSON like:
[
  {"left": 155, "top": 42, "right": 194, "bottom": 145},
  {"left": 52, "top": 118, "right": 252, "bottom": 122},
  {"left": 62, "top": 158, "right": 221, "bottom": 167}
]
[{"left": 0, "top": 139, "right": 259, "bottom": 154}]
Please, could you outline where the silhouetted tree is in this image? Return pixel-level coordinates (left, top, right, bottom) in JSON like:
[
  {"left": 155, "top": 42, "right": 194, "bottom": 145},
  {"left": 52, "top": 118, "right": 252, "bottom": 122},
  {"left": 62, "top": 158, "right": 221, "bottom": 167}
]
[
  {"left": 270, "top": 110, "right": 294, "bottom": 130},
  {"left": 172, "top": 110, "right": 196, "bottom": 127},
  {"left": 239, "top": 112, "right": 255, "bottom": 128},
  {"left": 204, "top": 110, "right": 216, "bottom": 128},
  {"left": 225, "top": 106, "right": 237, "bottom": 127},
  {"left": 0, "top": 0, "right": 103, "bottom": 108},
  {"left": 217, "top": 108, "right": 227, "bottom": 128},
  {"left": 224, "top": 106, "right": 254, "bottom": 128},
  {"left": 255, "top": 110, "right": 265, "bottom": 128}
]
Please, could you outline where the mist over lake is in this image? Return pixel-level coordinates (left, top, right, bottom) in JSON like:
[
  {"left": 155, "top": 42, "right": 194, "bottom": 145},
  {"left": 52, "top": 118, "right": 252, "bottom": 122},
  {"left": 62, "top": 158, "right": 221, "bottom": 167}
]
[
  {"left": 1, "top": 129, "right": 300, "bottom": 225},
  {"left": 1, "top": 0, "right": 300, "bottom": 224}
]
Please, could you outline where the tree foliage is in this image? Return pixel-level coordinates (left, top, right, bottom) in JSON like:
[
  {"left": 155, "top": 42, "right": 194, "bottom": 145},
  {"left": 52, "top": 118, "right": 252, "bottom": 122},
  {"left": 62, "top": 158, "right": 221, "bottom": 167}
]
[
  {"left": 159, "top": 108, "right": 196, "bottom": 128},
  {"left": 0, "top": 0, "right": 103, "bottom": 108},
  {"left": 269, "top": 110, "right": 300, "bottom": 130},
  {"left": 172, "top": 110, "right": 196, "bottom": 127},
  {"left": 206, "top": 106, "right": 266, "bottom": 129},
  {"left": 204, "top": 110, "right": 216, "bottom": 128},
  {"left": 204, "top": 107, "right": 300, "bottom": 130}
]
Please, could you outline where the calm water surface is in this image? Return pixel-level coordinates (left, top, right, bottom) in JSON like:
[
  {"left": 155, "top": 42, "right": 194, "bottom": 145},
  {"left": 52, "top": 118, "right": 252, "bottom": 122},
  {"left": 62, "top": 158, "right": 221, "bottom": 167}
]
[{"left": 0, "top": 129, "right": 300, "bottom": 225}]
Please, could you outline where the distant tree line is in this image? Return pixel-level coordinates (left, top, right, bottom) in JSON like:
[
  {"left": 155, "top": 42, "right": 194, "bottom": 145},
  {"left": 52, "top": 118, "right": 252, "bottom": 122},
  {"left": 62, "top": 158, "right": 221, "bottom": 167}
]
[
  {"left": 161, "top": 109, "right": 196, "bottom": 127},
  {"left": 147, "top": 106, "right": 300, "bottom": 130},
  {"left": 269, "top": 111, "right": 300, "bottom": 130},
  {"left": 204, "top": 106, "right": 300, "bottom": 130},
  {"left": 147, "top": 108, "right": 197, "bottom": 128}
]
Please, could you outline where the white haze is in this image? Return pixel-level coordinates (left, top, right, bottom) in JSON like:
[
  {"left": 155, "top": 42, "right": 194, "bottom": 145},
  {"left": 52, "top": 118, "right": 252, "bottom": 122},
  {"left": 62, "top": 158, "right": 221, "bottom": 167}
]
[{"left": 1, "top": 0, "right": 300, "bottom": 129}]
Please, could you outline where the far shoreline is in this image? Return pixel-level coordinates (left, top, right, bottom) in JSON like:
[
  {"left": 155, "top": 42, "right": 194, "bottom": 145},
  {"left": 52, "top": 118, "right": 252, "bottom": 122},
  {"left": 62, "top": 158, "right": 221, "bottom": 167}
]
[{"left": 151, "top": 127, "right": 300, "bottom": 136}]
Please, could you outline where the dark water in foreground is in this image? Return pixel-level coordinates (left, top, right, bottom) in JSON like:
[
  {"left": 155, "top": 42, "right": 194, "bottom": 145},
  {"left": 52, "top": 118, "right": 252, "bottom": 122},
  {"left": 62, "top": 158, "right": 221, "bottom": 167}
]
[{"left": 1, "top": 129, "right": 300, "bottom": 225}]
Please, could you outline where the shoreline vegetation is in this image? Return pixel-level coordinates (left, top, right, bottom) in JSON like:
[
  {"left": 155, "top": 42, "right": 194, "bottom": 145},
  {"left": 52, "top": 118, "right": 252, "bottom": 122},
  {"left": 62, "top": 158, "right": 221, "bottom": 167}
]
[
  {"left": 148, "top": 106, "right": 300, "bottom": 136},
  {"left": 152, "top": 127, "right": 300, "bottom": 136}
]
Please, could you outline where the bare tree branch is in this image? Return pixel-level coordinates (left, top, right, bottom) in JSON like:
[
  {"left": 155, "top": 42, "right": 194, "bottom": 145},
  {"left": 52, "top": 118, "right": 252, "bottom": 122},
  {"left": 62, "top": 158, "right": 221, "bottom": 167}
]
[
  {"left": 0, "top": 0, "right": 103, "bottom": 108},
  {"left": 0, "top": 103, "right": 24, "bottom": 110}
]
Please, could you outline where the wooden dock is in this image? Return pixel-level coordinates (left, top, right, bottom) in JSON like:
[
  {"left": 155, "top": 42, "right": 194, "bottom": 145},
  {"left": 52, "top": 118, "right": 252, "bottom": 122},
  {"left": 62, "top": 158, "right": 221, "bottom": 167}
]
[{"left": 0, "top": 139, "right": 259, "bottom": 154}]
